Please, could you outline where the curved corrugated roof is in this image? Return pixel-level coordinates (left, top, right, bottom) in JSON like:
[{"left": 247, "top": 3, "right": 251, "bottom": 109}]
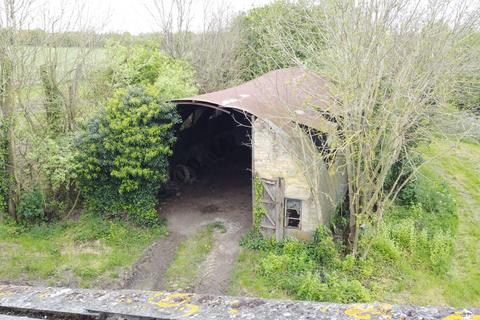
[{"left": 171, "top": 67, "right": 335, "bottom": 132}]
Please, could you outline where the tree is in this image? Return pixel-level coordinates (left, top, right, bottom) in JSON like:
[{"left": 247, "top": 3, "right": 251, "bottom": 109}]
[
  {"left": 0, "top": 0, "right": 37, "bottom": 221},
  {"left": 233, "top": 0, "right": 323, "bottom": 81},
  {"left": 268, "top": 0, "right": 480, "bottom": 255},
  {"left": 147, "top": 0, "right": 240, "bottom": 92},
  {"left": 148, "top": 0, "right": 194, "bottom": 60}
]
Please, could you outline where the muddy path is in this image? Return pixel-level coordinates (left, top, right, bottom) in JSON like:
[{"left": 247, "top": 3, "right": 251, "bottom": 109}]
[{"left": 123, "top": 163, "right": 252, "bottom": 293}]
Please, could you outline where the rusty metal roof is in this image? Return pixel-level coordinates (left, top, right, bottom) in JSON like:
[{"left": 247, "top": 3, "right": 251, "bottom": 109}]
[{"left": 172, "top": 67, "right": 335, "bottom": 131}]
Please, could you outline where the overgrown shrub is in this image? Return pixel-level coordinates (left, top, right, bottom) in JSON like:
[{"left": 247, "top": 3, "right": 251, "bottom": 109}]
[
  {"left": 27, "top": 135, "right": 78, "bottom": 217},
  {"left": 364, "top": 191, "right": 456, "bottom": 275},
  {"left": 77, "top": 87, "right": 181, "bottom": 226},
  {"left": 240, "top": 229, "right": 279, "bottom": 251},
  {"left": 242, "top": 227, "right": 373, "bottom": 303},
  {"left": 308, "top": 226, "right": 339, "bottom": 265},
  {"left": 76, "top": 46, "right": 197, "bottom": 226},
  {"left": 17, "top": 190, "right": 45, "bottom": 223}
]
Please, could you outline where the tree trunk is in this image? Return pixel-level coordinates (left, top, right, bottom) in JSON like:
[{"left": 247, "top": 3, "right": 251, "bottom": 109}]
[
  {"left": 40, "top": 64, "right": 64, "bottom": 134},
  {"left": 346, "top": 150, "right": 358, "bottom": 256},
  {"left": 1, "top": 55, "right": 18, "bottom": 221}
]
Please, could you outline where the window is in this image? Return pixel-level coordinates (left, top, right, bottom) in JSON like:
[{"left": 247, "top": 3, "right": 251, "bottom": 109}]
[{"left": 285, "top": 198, "right": 302, "bottom": 228}]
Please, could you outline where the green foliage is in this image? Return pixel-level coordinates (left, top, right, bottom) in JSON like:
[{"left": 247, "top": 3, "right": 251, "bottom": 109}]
[
  {"left": 297, "top": 272, "right": 371, "bottom": 303},
  {"left": 39, "top": 65, "right": 64, "bottom": 134},
  {"left": 237, "top": 169, "right": 458, "bottom": 303},
  {"left": 105, "top": 87, "right": 180, "bottom": 193},
  {"left": 29, "top": 135, "right": 78, "bottom": 192},
  {"left": 76, "top": 45, "right": 197, "bottom": 226},
  {"left": 17, "top": 190, "right": 45, "bottom": 223},
  {"left": 240, "top": 226, "right": 373, "bottom": 303},
  {"left": 364, "top": 170, "right": 458, "bottom": 275},
  {"left": 309, "top": 226, "right": 339, "bottom": 265},
  {"left": 234, "top": 1, "right": 324, "bottom": 81},
  {"left": 19, "top": 133, "right": 79, "bottom": 219},
  {"left": 252, "top": 176, "right": 267, "bottom": 234},
  {"left": 240, "top": 229, "right": 277, "bottom": 250},
  {"left": 77, "top": 87, "right": 180, "bottom": 226},
  {"left": 450, "top": 32, "right": 480, "bottom": 114},
  {"left": 408, "top": 177, "right": 457, "bottom": 219},
  {"left": 107, "top": 45, "right": 197, "bottom": 99},
  {"left": 384, "top": 154, "right": 424, "bottom": 205}
]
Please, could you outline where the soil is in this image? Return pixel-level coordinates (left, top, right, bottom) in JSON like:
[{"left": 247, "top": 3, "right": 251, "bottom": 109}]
[{"left": 123, "top": 161, "right": 252, "bottom": 294}]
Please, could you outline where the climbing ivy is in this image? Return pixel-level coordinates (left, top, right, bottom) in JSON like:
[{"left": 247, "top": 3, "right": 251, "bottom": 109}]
[
  {"left": 40, "top": 65, "right": 64, "bottom": 134},
  {"left": 0, "top": 122, "right": 8, "bottom": 216},
  {"left": 253, "top": 176, "right": 267, "bottom": 234}
]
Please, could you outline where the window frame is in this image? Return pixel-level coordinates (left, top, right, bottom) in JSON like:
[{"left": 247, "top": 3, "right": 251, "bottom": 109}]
[{"left": 284, "top": 198, "right": 302, "bottom": 229}]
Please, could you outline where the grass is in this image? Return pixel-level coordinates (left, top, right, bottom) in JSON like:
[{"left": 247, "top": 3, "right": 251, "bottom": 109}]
[
  {"left": 163, "top": 222, "right": 225, "bottom": 291},
  {"left": 0, "top": 213, "right": 166, "bottom": 287},
  {"left": 229, "top": 249, "right": 292, "bottom": 299},
  {"left": 388, "top": 139, "right": 480, "bottom": 307}
]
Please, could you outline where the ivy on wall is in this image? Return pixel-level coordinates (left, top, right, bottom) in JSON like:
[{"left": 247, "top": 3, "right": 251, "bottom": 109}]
[{"left": 253, "top": 176, "right": 267, "bottom": 234}]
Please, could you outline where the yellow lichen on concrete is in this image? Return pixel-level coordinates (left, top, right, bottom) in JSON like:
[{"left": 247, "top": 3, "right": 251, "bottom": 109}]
[
  {"left": 344, "top": 304, "right": 392, "bottom": 319},
  {"left": 148, "top": 292, "right": 200, "bottom": 318},
  {"left": 443, "top": 312, "right": 480, "bottom": 320}
]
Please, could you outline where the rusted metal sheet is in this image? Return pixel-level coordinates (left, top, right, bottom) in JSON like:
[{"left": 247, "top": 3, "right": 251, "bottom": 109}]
[
  {"left": 172, "top": 67, "right": 336, "bottom": 132},
  {"left": 1, "top": 285, "right": 480, "bottom": 320}
]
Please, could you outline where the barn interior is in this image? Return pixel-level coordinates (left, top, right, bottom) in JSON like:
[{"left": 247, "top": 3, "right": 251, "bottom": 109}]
[{"left": 169, "top": 105, "right": 252, "bottom": 195}]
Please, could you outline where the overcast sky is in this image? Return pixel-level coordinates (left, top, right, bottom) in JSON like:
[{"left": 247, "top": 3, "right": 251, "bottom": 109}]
[
  {"left": 32, "top": 0, "right": 273, "bottom": 34},
  {"left": 25, "top": 0, "right": 479, "bottom": 34}
]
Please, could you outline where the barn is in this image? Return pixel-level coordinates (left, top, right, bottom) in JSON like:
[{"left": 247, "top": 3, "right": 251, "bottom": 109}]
[{"left": 171, "top": 67, "right": 347, "bottom": 240}]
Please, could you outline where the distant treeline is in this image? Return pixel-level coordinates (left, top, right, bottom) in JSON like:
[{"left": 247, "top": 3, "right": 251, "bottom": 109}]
[{"left": 3, "top": 28, "right": 161, "bottom": 47}]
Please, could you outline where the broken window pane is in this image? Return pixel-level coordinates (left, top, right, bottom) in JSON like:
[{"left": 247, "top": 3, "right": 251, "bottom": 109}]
[{"left": 285, "top": 198, "right": 301, "bottom": 229}]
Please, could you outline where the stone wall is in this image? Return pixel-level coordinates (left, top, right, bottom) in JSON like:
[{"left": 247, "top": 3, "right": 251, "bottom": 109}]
[
  {"left": 252, "top": 118, "right": 346, "bottom": 240},
  {"left": 1, "top": 285, "right": 478, "bottom": 320}
]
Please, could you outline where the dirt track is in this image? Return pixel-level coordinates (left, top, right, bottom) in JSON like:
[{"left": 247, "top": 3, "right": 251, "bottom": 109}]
[{"left": 124, "top": 163, "right": 252, "bottom": 294}]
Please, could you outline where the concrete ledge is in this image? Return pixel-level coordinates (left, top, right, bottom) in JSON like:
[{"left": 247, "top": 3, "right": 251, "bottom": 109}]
[{"left": 0, "top": 285, "right": 479, "bottom": 319}]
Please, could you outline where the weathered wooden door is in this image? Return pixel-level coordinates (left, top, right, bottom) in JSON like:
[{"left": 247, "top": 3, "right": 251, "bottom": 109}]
[{"left": 258, "top": 177, "right": 285, "bottom": 241}]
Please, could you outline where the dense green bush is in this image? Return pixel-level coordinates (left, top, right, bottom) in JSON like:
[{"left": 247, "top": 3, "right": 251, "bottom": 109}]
[
  {"left": 77, "top": 87, "right": 181, "bottom": 226},
  {"left": 17, "top": 190, "right": 45, "bottom": 223},
  {"left": 76, "top": 45, "right": 197, "bottom": 226},
  {"left": 364, "top": 170, "right": 457, "bottom": 275}
]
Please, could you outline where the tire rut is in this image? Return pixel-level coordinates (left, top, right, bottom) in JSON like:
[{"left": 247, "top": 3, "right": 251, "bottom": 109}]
[
  {"left": 123, "top": 231, "right": 183, "bottom": 291},
  {"left": 192, "top": 220, "right": 242, "bottom": 295}
]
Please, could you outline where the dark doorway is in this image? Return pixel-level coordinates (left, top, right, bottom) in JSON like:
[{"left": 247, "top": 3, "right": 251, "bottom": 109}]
[{"left": 171, "top": 105, "right": 252, "bottom": 188}]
